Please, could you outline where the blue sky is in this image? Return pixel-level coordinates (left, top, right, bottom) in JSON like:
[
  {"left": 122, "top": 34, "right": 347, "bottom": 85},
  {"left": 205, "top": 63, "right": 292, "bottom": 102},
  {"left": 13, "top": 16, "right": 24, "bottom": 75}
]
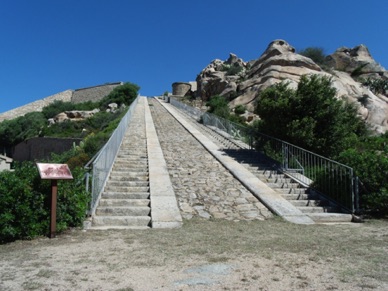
[{"left": 1, "top": 0, "right": 387, "bottom": 113}]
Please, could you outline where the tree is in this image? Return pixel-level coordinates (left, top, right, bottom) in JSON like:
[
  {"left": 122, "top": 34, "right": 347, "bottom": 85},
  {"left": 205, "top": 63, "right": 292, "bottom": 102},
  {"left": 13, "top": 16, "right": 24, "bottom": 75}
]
[{"left": 254, "top": 74, "right": 367, "bottom": 157}]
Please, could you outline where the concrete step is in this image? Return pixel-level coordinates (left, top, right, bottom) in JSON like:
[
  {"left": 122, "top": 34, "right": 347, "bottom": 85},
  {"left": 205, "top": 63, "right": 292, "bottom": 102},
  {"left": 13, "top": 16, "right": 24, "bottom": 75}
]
[
  {"left": 99, "top": 198, "right": 150, "bottom": 207},
  {"left": 96, "top": 206, "right": 151, "bottom": 216},
  {"left": 102, "top": 192, "right": 150, "bottom": 199},
  {"left": 92, "top": 216, "right": 151, "bottom": 227}
]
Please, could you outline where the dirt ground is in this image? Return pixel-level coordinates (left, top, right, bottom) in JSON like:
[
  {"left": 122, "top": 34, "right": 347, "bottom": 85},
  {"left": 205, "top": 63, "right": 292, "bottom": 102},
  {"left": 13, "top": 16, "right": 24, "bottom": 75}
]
[{"left": 0, "top": 218, "right": 387, "bottom": 291}]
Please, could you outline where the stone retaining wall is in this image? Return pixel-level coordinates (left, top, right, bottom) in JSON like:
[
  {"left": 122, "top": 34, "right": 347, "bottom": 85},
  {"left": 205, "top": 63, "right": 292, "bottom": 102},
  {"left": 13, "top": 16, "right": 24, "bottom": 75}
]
[
  {"left": 0, "top": 82, "right": 123, "bottom": 122},
  {"left": 0, "top": 90, "right": 73, "bottom": 122}
]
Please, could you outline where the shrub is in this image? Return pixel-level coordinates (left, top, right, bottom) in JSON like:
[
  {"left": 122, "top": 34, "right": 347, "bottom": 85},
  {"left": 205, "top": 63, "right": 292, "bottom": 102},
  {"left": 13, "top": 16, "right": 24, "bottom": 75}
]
[
  {"left": 99, "top": 82, "right": 140, "bottom": 108},
  {"left": 0, "top": 112, "right": 47, "bottom": 147},
  {"left": 298, "top": 47, "right": 326, "bottom": 65},
  {"left": 338, "top": 135, "right": 388, "bottom": 216},
  {"left": 362, "top": 77, "right": 388, "bottom": 95},
  {"left": 42, "top": 100, "right": 76, "bottom": 119},
  {"left": 0, "top": 163, "right": 48, "bottom": 243},
  {"left": 234, "top": 104, "right": 246, "bottom": 115},
  {"left": 0, "top": 162, "right": 89, "bottom": 243}
]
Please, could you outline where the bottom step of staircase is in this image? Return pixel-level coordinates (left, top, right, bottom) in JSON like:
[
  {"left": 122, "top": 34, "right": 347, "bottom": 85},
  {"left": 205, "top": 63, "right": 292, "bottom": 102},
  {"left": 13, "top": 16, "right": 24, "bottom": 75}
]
[
  {"left": 307, "top": 213, "right": 353, "bottom": 223},
  {"left": 92, "top": 216, "right": 151, "bottom": 229}
]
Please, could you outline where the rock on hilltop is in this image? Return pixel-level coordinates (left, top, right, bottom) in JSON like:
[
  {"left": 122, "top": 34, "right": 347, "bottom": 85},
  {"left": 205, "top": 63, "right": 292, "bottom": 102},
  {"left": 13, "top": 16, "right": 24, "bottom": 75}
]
[{"left": 194, "top": 39, "right": 388, "bottom": 133}]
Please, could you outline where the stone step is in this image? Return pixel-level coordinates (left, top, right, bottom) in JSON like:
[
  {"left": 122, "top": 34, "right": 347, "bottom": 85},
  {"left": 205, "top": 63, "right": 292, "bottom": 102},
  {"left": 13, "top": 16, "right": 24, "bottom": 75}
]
[
  {"left": 281, "top": 193, "right": 317, "bottom": 200},
  {"left": 298, "top": 206, "right": 338, "bottom": 214},
  {"left": 267, "top": 182, "right": 302, "bottom": 189},
  {"left": 96, "top": 206, "right": 151, "bottom": 216},
  {"left": 92, "top": 216, "right": 151, "bottom": 227},
  {"left": 109, "top": 175, "right": 149, "bottom": 182},
  {"left": 117, "top": 150, "right": 147, "bottom": 155},
  {"left": 115, "top": 156, "right": 148, "bottom": 161},
  {"left": 113, "top": 160, "right": 148, "bottom": 166},
  {"left": 104, "top": 186, "right": 150, "bottom": 192},
  {"left": 111, "top": 169, "right": 148, "bottom": 174},
  {"left": 106, "top": 181, "right": 149, "bottom": 187},
  {"left": 102, "top": 192, "right": 150, "bottom": 200},
  {"left": 288, "top": 199, "right": 326, "bottom": 207},
  {"left": 276, "top": 188, "right": 309, "bottom": 195},
  {"left": 307, "top": 213, "right": 353, "bottom": 223},
  {"left": 90, "top": 225, "right": 150, "bottom": 230},
  {"left": 98, "top": 198, "right": 150, "bottom": 207}
]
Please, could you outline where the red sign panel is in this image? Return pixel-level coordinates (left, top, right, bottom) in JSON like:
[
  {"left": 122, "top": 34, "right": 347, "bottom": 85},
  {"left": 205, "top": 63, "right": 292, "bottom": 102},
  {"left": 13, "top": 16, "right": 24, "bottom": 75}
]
[{"left": 36, "top": 163, "right": 73, "bottom": 180}]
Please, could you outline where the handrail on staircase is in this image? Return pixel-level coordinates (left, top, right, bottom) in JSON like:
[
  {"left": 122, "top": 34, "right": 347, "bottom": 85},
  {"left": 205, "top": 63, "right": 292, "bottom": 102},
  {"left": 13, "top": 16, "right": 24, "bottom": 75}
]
[
  {"left": 167, "top": 96, "right": 359, "bottom": 213},
  {"left": 85, "top": 96, "right": 140, "bottom": 215}
]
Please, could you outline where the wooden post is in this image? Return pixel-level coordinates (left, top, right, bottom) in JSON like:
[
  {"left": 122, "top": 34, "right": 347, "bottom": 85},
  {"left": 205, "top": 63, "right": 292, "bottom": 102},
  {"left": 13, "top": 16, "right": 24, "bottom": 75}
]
[{"left": 50, "top": 179, "right": 58, "bottom": 238}]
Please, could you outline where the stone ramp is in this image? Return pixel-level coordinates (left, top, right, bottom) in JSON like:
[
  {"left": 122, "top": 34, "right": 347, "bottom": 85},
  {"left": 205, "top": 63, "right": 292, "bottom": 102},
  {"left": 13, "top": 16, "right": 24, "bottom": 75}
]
[
  {"left": 148, "top": 98, "right": 273, "bottom": 222},
  {"left": 153, "top": 97, "right": 314, "bottom": 224}
]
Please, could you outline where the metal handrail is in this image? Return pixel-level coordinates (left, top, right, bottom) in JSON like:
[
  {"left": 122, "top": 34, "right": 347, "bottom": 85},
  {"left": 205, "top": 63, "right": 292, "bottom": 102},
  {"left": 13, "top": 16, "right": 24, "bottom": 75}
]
[
  {"left": 168, "top": 96, "right": 359, "bottom": 213},
  {"left": 87, "top": 96, "right": 140, "bottom": 215}
]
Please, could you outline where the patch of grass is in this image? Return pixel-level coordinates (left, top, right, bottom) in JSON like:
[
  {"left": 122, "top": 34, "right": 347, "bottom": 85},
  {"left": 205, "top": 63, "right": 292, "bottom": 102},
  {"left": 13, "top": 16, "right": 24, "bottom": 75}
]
[{"left": 36, "top": 269, "right": 56, "bottom": 278}]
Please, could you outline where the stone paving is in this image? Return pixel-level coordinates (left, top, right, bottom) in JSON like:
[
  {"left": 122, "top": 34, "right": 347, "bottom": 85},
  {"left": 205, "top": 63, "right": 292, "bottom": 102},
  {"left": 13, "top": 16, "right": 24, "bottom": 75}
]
[{"left": 148, "top": 98, "right": 272, "bottom": 221}]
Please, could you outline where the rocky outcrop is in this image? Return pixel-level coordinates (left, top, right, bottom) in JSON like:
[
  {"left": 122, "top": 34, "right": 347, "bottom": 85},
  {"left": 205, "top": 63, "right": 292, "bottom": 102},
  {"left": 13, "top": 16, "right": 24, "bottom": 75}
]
[
  {"left": 50, "top": 108, "right": 100, "bottom": 124},
  {"left": 194, "top": 39, "right": 388, "bottom": 133}
]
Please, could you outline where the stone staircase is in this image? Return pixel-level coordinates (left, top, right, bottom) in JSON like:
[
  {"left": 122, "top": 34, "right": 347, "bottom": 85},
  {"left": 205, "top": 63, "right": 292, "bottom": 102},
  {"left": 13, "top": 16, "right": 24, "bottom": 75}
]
[
  {"left": 91, "top": 100, "right": 151, "bottom": 229},
  {"left": 187, "top": 117, "right": 353, "bottom": 223}
]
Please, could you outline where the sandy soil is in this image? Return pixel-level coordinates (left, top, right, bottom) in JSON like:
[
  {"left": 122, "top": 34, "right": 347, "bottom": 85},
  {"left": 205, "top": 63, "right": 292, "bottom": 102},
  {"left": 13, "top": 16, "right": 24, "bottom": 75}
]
[{"left": 0, "top": 219, "right": 387, "bottom": 291}]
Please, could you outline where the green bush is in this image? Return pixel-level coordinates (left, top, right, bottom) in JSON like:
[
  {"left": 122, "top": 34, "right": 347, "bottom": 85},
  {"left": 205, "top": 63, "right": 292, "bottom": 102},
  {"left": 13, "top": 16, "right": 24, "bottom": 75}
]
[
  {"left": 0, "top": 162, "right": 89, "bottom": 243},
  {"left": 338, "top": 136, "right": 388, "bottom": 216},
  {"left": 0, "top": 112, "right": 47, "bottom": 146},
  {"left": 99, "top": 82, "right": 140, "bottom": 108},
  {"left": 298, "top": 47, "right": 326, "bottom": 65},
  {"left": 41, "top": 100, "right": 76, "bottom": 119},
  {"left": 234, "top": 104, "right": 246, "bottom": 115}
]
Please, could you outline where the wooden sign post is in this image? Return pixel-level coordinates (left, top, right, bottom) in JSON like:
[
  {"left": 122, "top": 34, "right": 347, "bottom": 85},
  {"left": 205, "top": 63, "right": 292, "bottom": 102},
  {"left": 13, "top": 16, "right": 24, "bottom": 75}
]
[{"left": 36, "top": 163, "right": 73, "bottom": 238}]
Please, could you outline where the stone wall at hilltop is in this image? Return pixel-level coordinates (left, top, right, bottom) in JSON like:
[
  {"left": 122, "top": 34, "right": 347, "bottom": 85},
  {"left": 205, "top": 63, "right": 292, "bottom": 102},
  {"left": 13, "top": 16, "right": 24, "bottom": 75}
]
[
  {"left": 72, "top": 82, "right": 123, "bottom": 104},
  {"left": 0, "top": 82, "right": 123, "bottom": 122}
]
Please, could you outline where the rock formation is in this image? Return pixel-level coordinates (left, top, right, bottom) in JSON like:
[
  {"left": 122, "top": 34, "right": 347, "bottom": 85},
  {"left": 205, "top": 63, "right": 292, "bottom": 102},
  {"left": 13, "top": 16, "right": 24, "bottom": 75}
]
[
  {"left": 194, "top": 39, "right": 388, "bottom": 133},
  {"left": 51, "top": 108, "right": 100, "bottom": 124}
]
